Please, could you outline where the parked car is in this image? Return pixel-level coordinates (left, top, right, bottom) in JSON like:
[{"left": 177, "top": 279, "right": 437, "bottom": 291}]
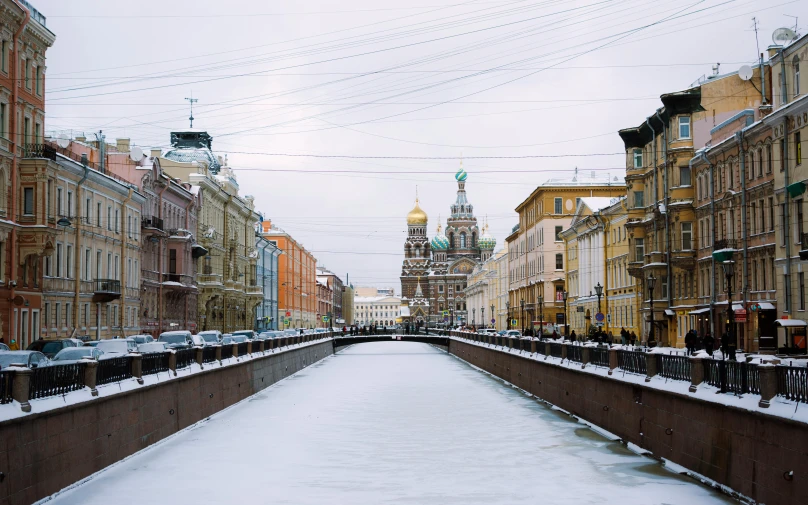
[
  {"left": 129, "top": 335, "right": 155, "bottom": 345},
  {"left": 197, "top": 330, "right": 222, "bottom": 344},
  {"left": 231, "top": 335, "right": 249, "bottom": 344},
  {"left": 83, "top": 341, "right": 101, "bottom": 347},
  {"left": 0, "top": 343, "right": 9, "bottom": 351},
  {"left": 50, "top": 347, "right": 105, "bottom": 363},
  {"left": 26, "top": 339, "right": 81, "bottom": 358},
  {"left": 158, "top": 331, "right": 194, "bottom": 350},
  {"left": 232, "top": 330, "right": 256, "bottom": 340},
  {"left": 0, "top": 351, "right": 49, "bottom": 369},
  {"left": 96, "top": 339, "right": 138, "bottom": 355},
  {"left": 220, "top": 336, "right": 235, "bottom": 345},
  {"left": 504, "top": 330, "right": 522, "bottom": 338},
  {"left": 137, "top": 342, "right": 168, "bottom": 354}
]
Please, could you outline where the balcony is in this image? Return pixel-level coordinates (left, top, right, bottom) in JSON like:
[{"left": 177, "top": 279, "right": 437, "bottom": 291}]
[
  {"left": 22, "top": 144, "right": 57, "bottom": 161},
  {"left": 43, "top": 276, "right": 74, "bottom": 293},
  {"left": 162, "top": 273, "right": 196, "bottom": 292},
  {"left": 141, "top": 217, "right": 165, "bottom": 232},
  {"left": 198, "top": 273, "right": 223, "bottom": 286},
  {"left": 247, "top": 285, "right": 263, "bottom": 296},
  {"left": 93, "top": 279, "right": 121, "bottom": 303},
  {"left": 670, "top": 239, "right": 696, "bottom": 269}
]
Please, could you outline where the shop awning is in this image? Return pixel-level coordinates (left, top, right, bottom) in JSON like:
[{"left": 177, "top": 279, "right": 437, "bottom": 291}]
[
  {"left": 775, "top": 319, "right": 807, "bottom": 327},
  {"left": 733, "top": 303, "right": 744, "bottom": 311},
  {"left": 664, "top": 309, "right": 675, "bottom": 316},
  {"left": 757, "top": 302, "right": 776, "bottom": 310},
  {"left": 689, "top": 308, "right": 710, "bottom": 315},
  {"left": 191, "top": 243, "right": 209, "bottom": 258}
]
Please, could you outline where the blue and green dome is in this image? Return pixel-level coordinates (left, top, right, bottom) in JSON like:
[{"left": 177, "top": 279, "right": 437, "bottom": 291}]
[
  {"left": 431, "top": 223, "right": 449, "bottom": 250},
  {"left": 479, "top": 222, "right": 496, "bottom": 249},
  {"left": 455, "top": 166, "right": 467, "bottom": 182}
]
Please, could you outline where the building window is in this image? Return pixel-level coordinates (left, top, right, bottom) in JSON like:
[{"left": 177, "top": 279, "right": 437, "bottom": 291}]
[
  {"left": 55, "top": 243, "right": 62, "bottom": 277},
  {"left": 795, "top": 56, "right": 801, "bottom": 97},
  {"left": 780, "top": 138, "right": 786, "bottom": 171},
  {"left": 554, "top": 226, "right": 562, "bottom": 241},
  {"left": 107, "top": 206, "right": 112, "bottom": 230},
  {"left": 115, "top": 209, "right": 119, "bottom": 233},
  {"left": 634, "top": 238, "right": 644, "bottom": 262},
  {"left": 555, "top": 253, "right": 563, "bottom": 270},
  {"left": 97, "top": 202, "right": 102, "bottom": 227},
  {"left": 66, "top": 245, "right": 72, "bottom": 279},
  {"left": 460, "top": 232, "right": 466, "bottom": 248},
  {"left": 801, "top": 272, "right": 806, "bottom": 310},
  {"left": 681, "top": 222, "right": 692, "bottom": 250},
  {"left": 769, "top": 197, "right": 775, "bottom": 231},
  {"left": 678, "top": 116, "right": 691, "bottom": 139},
  {"left": 0, "top": 103, "right": 5, "bottom": 139},
  {"left": 36, "top": 67, "right": 42, "bottom": 96},
  {"left": 633, "top": 149, "right": 643, "bottom": 168},
  {"left": 554, "top": 197, "right": 562, "bottom": 214},
  {"left": 680, "top": 166, "right": 691, "bottom": 186},
  {"left": 24, "top": 59, "right": 30, "bottom": 89},
  {"left": 797, "top": 131, "right": 803, "bottom": 166},
  {"left": 0, "top": 40, "right": 5, "bottom": 73},
  {"left": 633, "top": 191, "right": 644, "bottom": 208},
  {"left": 797, "top": 200, "right": 804, "bottom": 243},
  {"left": 23, "top": 187, "right": 33, "bottom": 215}
]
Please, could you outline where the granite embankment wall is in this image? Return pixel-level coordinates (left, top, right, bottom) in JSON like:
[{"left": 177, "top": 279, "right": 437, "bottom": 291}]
[
  {"left": 0, "top": 341, "right": 333, "bottom": 505},
  {"left": 449, "top": 339, "right": 806, "bottom": 505}
]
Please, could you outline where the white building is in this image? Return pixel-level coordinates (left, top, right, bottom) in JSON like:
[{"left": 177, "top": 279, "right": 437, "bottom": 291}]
[{"left": 354, "top": 295, "right": 402, "bottom": 326}]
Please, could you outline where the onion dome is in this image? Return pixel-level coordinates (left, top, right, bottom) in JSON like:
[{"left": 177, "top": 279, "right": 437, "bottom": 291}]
[
  {"left": 407, "top": 198, "right": 428, "bottom": 225},
  {"left": 479, "top": 222, "right": 496, "bottom": 249},
  {"left": 455, "top": 165, "right": 468, "bottom": 182},
  {"left": 431, "top": 222, "right": 449, "bottom": 250}
]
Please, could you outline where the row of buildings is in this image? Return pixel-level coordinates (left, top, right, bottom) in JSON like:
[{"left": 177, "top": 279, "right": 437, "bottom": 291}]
[
  {"left": 0, "top": 0, "right": 352, "bottom": 347},
  {"left": 456, "top": 33, "right": 807, "bottom": 353}
]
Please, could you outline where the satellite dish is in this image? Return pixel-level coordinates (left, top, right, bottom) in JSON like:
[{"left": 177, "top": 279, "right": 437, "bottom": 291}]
[
  {"left": 129, "top": 145, "right": 143, "bottom": 162},
  {"left": 738, "top": 65, "right": 753, "bottom": 81},
  {"left": 56, "top": 134, "right": 69, "bottom": 149},
  {"left": 772, "top": 27, "right": 798, "bottom": 45}
]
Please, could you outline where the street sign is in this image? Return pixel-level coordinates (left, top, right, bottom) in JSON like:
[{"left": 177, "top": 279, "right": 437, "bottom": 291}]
[
  {"left": 734, "top": 308, "right": 747, "bottom": 323},
  {"left": 511, "top": 319, "right": 517, "bottom": 326},
  {"left": 607, "top": 314, "right": 611, "bottom": 323},
  {"left": 595, "top": 322, "right": 604, "bottom": 327},
  {"left": 491, "top": 318, "right": 496, "bottom": 324},
  {"left": 443, "top": 317, "right": 448, "bottom": 322},
  {"left": 285, "top": 311, "right": 291, "bottom": 317},
  {"left": 442, "top": 310, "right": 449, "bottom": 316},
  {"left": 576, "top": 306, "right": 584, "bottom": 312},
  {"left": 595, "top": 312, "right": 605, "bottom": 322},
  {"left": 322, "top": 315, "right": 330, "bottom": 322}
]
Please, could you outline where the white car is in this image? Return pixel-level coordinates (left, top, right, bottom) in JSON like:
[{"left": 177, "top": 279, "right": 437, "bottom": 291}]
[
  {"left": 96, "top": 339, "right": 138, "bottom": 355},
  {"left": 137, "top": 342, "right": 169, "bottom": 354}
]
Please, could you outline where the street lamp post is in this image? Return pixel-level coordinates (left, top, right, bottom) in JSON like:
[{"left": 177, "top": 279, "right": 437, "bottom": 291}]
[
  {"left": 562, "top": 291, "right": 568, "bottom": 338},
  {"left": 722, "top": 260, "right": 737, "bottom": 362},
  {"left": 520, "top": 298, "right": 525, "bottom": 335},
  {"left": 481, "top": 307, "right": 485, "bottom": 329},
  {"left": 490, "top": 304, "right": 495, "bottom": 330},
  {"left": 594, "top": 282, "right": 603, "bottom": 317},
  {"left": 537, "top": 293, "right": 544, "bottom": 338},
  {"left": 506, "top": 300, "right": 510, "bottom": 330},
  {"left": 647, "top": 275, "right": 657, "bottom": 348}
]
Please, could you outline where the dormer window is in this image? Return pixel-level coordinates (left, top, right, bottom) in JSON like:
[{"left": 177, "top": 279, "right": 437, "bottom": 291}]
[{"left": 678, "top": 116, "right": 691, "bottom": 139}]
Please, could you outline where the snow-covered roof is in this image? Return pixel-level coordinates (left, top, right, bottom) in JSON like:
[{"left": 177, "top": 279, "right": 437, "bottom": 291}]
[{"left": 579, "top": 197, "right": 615, "bottom": 213}]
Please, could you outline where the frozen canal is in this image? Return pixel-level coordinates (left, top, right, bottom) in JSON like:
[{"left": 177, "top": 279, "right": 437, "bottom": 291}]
[{"left": 46, "top": 342, "right": 734, "bottom": 505}]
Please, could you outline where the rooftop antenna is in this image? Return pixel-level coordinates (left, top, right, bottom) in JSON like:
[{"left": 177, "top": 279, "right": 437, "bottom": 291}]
[
  {"left": 185, "top": 93, "right": 198, "bottom": 128},
  {"left": 784, "top": 15, "right": 799, "bottom": 34}
]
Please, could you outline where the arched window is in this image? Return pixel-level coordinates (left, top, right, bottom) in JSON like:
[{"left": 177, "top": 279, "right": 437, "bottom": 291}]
[
  {"left": 460, "top": 232, "right": 466, "bottom": 248},
  {"left": 449, "top": 232, "right": 455, "bottom": 248},
  {"left": 472, "top": 232, "right": 477, "bottom": 247}
]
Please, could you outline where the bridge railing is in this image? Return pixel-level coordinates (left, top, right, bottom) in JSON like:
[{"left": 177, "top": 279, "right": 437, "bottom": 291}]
[
  {"left": 447, "top": 330, "right": 806, "bottom": 408},
  {"left": 2, "top": 333, "right": 332, "bottom": 411}
]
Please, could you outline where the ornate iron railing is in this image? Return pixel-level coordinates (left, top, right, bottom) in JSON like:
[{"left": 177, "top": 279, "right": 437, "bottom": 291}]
[
  {"left": 237, "top": 342, "right": 248, "bottom": 357},
  {"left": 175, "top": 348, "right": 196, "bottom": 369},
  {"left": 141, "top": 352, "right": 170, "bottom": 375},
  {"left": 617, "top": 350, "right": 647, "bottom": 375},
  {"left": 0, "top": 371, "right": 13, "bottom": 404},
  {"left": 590, "top": 348, "right": 610, "bottom": 367},
  {"left": 97, "top": 357, "right": 132, "bottom": 385},
  {"left": 549, "top": 342, "right": 563, "bottom": 358},
  {"left": 775, "top": 365, "right": 807, "bottom": 403},
  {"left": 202, "top": 346, "right": 218, "bottom": 363},
  {"left": 29, "top": 363, "right": 86, "bottom": 399},
  {"left": 657, "top": 354, "right": 692, "bottom": 382},
  {"left": 220, "top": 344, "right": 233, "bottom": 360},
  {"left": 567, "top": 345, "right": 583, "bottom": 363}
]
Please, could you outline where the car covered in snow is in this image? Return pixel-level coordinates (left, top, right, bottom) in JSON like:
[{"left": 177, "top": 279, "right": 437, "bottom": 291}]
[
  {"left": 0, "top": 351, "right": 49, "bottom": 369},
  {"left": 137, "top": 342, "right": 169, "bottom": 354},
  {"left": 232, "top": 330, "right": 256, "bottom": 340},
  {"left": 96, "top": 339, "right": 138, "bottom": 355},
  {"left": 197, "top": 330, "right": 222, "bottom": 344},
  {"left": 129, "top": 335, "right": 155, "bottom": 345},
  {"left": 26, "top": 339, "right": 82, "bottom": 358},
  {"left": 49, "top": 347, "right": 106, "bottom": 364},
  {"left": 158, "top": 331, "right": 194, "bottom": 350}
]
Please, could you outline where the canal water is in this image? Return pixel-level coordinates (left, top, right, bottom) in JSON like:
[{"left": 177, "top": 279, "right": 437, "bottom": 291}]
[{"left": 46, "top": 342, "right": 735, "bottom": 505}]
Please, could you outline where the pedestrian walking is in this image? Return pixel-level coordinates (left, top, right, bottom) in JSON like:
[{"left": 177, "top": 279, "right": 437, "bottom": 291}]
[
  {"left": 703, "top": 332, "right": 714, "bottom": 357},
  {"left": 685, "top": 330, "right": 695, "bottom": 356},
  {"left": 620, "top": 327, "right": 627, "bottom": 345},
  {"left": 629, "top": 331, "right": 637, "bottom": 347},
  {"left": 570, "top": 330, "right": 577, "bottom": 342}
]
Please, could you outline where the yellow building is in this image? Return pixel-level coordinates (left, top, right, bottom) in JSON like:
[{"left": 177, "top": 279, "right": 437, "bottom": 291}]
[
  {"left": 619, "top": 70, "right": 766, "bottom": 347},
  {"left": 561, "top": 198, "right": 638, "bottom": 340},
  {"left": 159, "top": 131, "right": 262, "bottom": 333},
  {"left": 505, "top": 174, "right": 625, "bottom": 335}
]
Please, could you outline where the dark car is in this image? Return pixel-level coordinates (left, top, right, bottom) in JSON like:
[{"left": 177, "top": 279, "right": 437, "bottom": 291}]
[
  {"left": 26, "top": 339, "right": 81, "bottom": 358},
  {"left": 0, "top": 351, "right": 49, "bottom": 369}
]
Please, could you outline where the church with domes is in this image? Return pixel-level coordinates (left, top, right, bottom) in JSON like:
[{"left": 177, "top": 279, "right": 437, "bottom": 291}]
[{"left": 400, "top": 166, "right": 496, "bottom": 325}]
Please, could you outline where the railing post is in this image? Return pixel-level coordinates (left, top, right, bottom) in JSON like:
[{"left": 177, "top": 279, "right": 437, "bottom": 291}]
[
  {"left": 689, "top": 356, "right": 703, "bottom": 392},
  {"left": 11, "top": 368, "right": 32, "bottom": 412},
  {"left": 168, "top": 351, "right": 177, "bottom": 376},
  {"left": 645, "top": 352, "right": 658, "bottom": 382},
  {"left": 256, "top": 340, "right": 264, "bottom": 353},
  {"left": 757, "top": 364, "right": 776, "bottom": 408},
  {"left": 131, "top": 353, "right": 144, "bottom": 385},
  {"left": 232, "top": 343, "right": 240, "bottom": 359},
  {"left": 246, "top": 341, "right": 253, "bottom": 355},
  {"left": 195, "top": 347, "right": 204, "bottom": 368},
  {"left": 561, "top": 343, "right": 568, "bottom": 361},
  {"left": 215, "top": 344, "right": 223, "bottom": 362},
  {"left": 581, "top": 347, "right": 591, "bottom": 368},
  {"left": 544, "top": 342, "right": 551, "bottom": 358},
  {"left": 530, "top": 339, "right": 536, "bottom": 354},
  {"left": 83, "top": 360, "right": 99, "bottom": 396},
  {"left": 507, "top": 337, "right": 513, "bottom": 350},
  {"left": 608, "top": 349, "right": 618, "bottom": 375}
]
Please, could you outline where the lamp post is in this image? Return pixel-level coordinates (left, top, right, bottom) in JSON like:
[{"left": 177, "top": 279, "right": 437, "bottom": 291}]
[
  {"left": 520, "top": 298, "right": 525, "bottom": 335},
  {"left": 537, "top": 293, "right": 544, "bottom": 338},
  {"left": 472, "top": 308, "right": 476, "bottom": 328},
  {"left": 594, "top": 282, "right": 603, "bottom": 316},
  {"left": 506, "top": 300, "right": 510, "bottom": 330},
  {"left": 647, "top": 275, "right": 657, "bottom": 348},
  {"left": 491, "top": 304, "right": 495, "bottom": 330},
  {"left": 481, "top": 307, "right": 485, "bottom": 329},
  {"left": 722, "top": 260, "right": 736, "bottom": 362},
  {"left": 562, "top": 290, "right": 568, "bottom": 338}
]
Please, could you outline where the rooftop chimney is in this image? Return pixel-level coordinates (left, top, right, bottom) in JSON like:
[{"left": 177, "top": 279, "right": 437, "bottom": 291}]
[
  {"left": 262, "top": 220, "right": 272, "bottom": 233},
  {"left": 116, "top": 138, "right": 130, "bottom": 152}
]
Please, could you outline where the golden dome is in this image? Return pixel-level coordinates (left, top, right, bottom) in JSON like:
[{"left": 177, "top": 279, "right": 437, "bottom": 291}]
[{"left": 407, "top": 199, "right": 428, "bottom": 225}]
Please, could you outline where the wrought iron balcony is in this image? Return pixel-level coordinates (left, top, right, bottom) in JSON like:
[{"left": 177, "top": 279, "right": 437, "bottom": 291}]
[
  {"left": 22, "top": 144, "right": 57, "bottom": 161},
  {"left": 93, "top": 279, "right": 121, "bottom": 302},
  {"left": 141, "top": 217, "right": 164, "bottom": 231},
  {"left": 800, "top": 233, "right": 808, "bottom": 260}
]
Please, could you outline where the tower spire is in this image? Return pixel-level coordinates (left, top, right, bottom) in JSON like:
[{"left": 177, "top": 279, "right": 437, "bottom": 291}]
[{"left": 185, "top": 93, "right": 199, "bottom": 128}]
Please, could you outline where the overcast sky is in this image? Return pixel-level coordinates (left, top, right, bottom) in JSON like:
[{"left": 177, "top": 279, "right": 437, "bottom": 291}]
[{"left": 38, "top": 0, "right": 807, "bottom": 291}]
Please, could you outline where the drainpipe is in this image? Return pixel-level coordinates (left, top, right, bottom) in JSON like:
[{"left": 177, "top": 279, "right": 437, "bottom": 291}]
[
  {"left": 781, "top": 49, "right": 792, "bottom": 320},
  {"left": 120, "top": 188, "right": 133, "bottom": 335},
  {"left": 759, "top": 54, "right": 767, "bottom": 105},
  {"left": 657, "top": 110, "right": 673, "bottom": 345},
  {"left": 646, "top": 117, "right": 658, "bottom": 340},
  {"left": 699, "top": 151, "right": 716, "bottom": 339},
  {"left": 73, "top": 155, "right": 90, "bottom": 336},
  {"left": 737, "top": 131, "right": 750, "bottom": 352},
  {"left": 8, "top": 2, "right": 30, "bottom": 343}
]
